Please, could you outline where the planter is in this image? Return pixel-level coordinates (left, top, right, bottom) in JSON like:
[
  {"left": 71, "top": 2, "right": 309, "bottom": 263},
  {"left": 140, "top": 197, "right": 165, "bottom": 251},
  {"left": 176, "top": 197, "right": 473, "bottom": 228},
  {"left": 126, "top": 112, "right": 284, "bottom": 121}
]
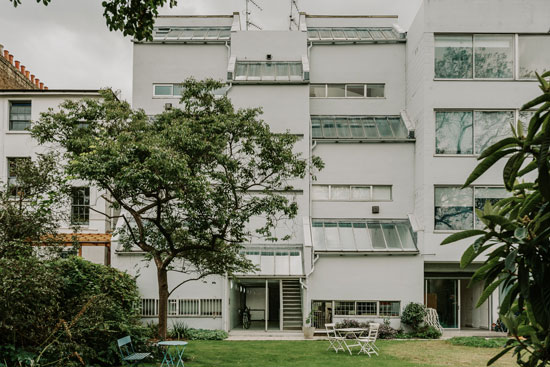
[{"left": 303, "top": 326, "right": 315, "bottom": 339}]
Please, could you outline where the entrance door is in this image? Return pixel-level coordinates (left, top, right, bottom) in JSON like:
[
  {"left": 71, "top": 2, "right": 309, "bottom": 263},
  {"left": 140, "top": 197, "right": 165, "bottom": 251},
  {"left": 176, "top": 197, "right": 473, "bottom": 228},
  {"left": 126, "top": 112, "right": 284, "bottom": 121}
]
[
  {"left": 311, "top": 301, "right": 332, "bottom": 329},
  {"left": 425, "top": 279, "right": 459, "bottom": 329}
]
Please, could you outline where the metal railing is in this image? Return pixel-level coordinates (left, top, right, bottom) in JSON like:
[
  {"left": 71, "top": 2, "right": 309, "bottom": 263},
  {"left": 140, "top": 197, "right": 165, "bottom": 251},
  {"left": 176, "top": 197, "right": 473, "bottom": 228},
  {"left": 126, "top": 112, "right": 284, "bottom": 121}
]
[{"left": 139, "top": 298, "right": 222, "bottom": 317}]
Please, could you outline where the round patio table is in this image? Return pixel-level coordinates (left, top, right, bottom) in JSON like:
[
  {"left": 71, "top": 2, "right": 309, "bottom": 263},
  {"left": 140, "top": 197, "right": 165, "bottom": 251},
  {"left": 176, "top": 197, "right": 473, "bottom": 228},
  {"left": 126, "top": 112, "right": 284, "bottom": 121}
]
[
  {"left": 158, "top": 340, "right": 188, "bottom": 367},
  {"left": 335, "top": 328, "right": 368, "bottom": 354}
]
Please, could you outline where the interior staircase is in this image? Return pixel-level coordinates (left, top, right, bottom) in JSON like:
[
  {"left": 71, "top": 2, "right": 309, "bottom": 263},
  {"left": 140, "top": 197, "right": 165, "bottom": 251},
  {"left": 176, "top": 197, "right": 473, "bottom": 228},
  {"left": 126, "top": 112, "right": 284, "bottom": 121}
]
[{"left": 282, "top": 279, "right": 303, "bottom": 330}]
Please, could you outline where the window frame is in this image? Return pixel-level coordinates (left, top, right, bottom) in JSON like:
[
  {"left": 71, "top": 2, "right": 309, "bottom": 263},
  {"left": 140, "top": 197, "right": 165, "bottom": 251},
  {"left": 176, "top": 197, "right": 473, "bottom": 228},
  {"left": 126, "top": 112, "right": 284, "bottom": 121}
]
[
  {"left": 71, "top": 186, "right": 90, "bottom": 226},
  {"left": 332, "top": 300, "right": 400, "bottom": 317},
  {"left": 433, "top": 185, "right": 509, "bottom": 233},
  {"left": 8, "top": 100, "right": 32, "bottom": 132},
  {"left": 434, "top": 109, "right": 518, "bottom": 157},
  {"left": 311, "top": 184, "right": 392, "bottom": 202},
  {"left": 309, "top": 83, "right": 385, "bottom": 99},
  {"left": 434, "top": 33, "right": 550, "bottom": 81}
]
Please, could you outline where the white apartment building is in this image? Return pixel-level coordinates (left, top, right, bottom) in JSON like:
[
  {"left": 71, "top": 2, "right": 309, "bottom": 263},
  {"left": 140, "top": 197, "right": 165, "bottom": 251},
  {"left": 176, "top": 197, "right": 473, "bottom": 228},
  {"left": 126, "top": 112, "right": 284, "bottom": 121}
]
[
  {"left": 118, "top": 0, "right": 550, "bottom": 332},
  {"left": 0, "top": 88, "right": 114, "bottom": 265}
]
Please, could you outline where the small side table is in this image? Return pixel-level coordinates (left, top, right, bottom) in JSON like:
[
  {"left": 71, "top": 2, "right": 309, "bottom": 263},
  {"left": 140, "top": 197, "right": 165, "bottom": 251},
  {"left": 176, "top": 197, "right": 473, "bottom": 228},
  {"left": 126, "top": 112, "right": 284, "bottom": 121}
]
[{"left": 158, "top": 340, "right": 188, "bottom": 367}]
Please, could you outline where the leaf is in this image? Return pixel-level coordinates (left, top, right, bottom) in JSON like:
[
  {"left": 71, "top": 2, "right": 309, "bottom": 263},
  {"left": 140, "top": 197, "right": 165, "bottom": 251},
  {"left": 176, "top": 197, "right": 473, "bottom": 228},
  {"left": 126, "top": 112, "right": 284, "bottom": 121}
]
[
  {"left": 463, "top": 149, "right": 517, "bottom": 187},
  {"left": 517, "top": 161, "right": 537, "bottom": 177},
  {"left": 518, "top": 191, "right": 542, "bottom": 218},
  {"left": 502, "top": 152, "right": 525, "bottom": 190},
  {"left": 482, "top": 215, "right": 514, "bottom": 229},
  {"left": 476, "top": 278, "right": 505, "bottom": 308},
  {"left": 440, "top": 230, "right": 486, "bottom": 246},
  {"left": 487, "top": 346, "right": 514, "bottom": 366},
  {"left": 460, "top": 244, "right": 477, "bottom": 268},
  {"left": 521, "top": 93, "right": 550, "bottom": 111},
  {"left": 505, "top": 249, "right": 517, "bottom": 271},
  {"left": 514, "top": 227, "right": 527, "bottom": 240},
  {"left": 478, "top": 137, "right": 519, "bottom": 160},
  {"left": 499, "top": 283, "right": 518, "bottom": 315}
]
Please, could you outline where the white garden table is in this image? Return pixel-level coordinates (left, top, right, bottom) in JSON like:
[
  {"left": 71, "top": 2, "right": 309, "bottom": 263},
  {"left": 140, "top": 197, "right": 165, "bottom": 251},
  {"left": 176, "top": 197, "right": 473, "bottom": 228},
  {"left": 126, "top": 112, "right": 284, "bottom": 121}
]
[{"left": 334, "top": 328, "right": 368, "bottom": 355}]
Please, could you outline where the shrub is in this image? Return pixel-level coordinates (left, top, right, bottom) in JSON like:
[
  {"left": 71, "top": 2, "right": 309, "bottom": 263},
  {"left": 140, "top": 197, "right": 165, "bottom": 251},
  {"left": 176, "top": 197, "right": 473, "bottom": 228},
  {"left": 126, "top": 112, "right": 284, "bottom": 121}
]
[
  {"left": 400, "top": 302, "right": 427, "bottom": 332},
  {"left": 184, "top": 329, "right": 228, "bottom": 340},
  {"left": 377, "top": 324, "right": 399, "bottom": 339},
  {"left": 0, "top": 256, "right": 145, "bottom": 366},
  {"left": 448, "top": 337, "right": 508, "bottom": 348},
  {"left": 413, "top": 326, "right": 442, "bottom": 339},
  {"left": 335, "top": 319, "right": 369, "bottom": 329},
  {"left": 169, "top": 321, "right": 190, "bottom": 340}
]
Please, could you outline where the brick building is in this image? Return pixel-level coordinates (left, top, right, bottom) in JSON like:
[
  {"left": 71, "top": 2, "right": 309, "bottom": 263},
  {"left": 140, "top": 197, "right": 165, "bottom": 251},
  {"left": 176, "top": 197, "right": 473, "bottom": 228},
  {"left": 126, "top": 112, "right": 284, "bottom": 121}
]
[{"left": 0, "top": 44, "right": 46, "bottom": 90}]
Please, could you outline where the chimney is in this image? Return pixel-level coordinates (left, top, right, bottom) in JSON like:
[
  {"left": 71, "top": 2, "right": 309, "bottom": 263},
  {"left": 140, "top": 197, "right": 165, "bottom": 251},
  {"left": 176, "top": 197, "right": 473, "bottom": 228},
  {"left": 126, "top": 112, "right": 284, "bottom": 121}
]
[
  {"left": 0, "top": 44, "right": 3, "bottom": 55},
  {"left": 35, "top": 78, "right": 40, "bottom": 87},
  {"left": 25, "top": 70, "right": 30, "bottom": 79},
  {"left": 39, "top": 82, "right": 44, "bottom": 89},
  {"left": 3, "top": 50, "right": 8, "bottom": 59},
  {"left": 20, "top": 65, "right": 25, "bottom": 74},
  {"left": 31, "top": 74, "right": 35, "bottom": 83},
  {"left": 15, "top": 60, "right": 20, "bottom": 70},
  {"left": 44, "top": 86, "right": 48, "bottom": 90},
  {"left": 8, "top": 54, "right": 14, "bottom": 65}
]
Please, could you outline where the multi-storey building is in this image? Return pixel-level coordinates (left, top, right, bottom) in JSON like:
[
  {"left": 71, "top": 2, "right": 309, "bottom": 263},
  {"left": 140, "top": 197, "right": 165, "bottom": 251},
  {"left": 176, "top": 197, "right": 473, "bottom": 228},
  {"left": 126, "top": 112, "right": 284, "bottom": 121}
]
[
  {"left": 116, "top": 0, "right": 550, "bottom": 332},
  {"left": 0, "top": 46, "right": 113, "bottom": 263}
]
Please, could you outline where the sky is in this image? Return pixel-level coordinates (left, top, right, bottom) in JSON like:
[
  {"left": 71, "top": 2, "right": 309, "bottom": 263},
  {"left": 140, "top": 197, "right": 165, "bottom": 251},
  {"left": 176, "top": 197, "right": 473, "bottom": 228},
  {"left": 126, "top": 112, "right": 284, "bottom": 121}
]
[{"left": 0, "top": 0, "right": 422, "bottom": 103}]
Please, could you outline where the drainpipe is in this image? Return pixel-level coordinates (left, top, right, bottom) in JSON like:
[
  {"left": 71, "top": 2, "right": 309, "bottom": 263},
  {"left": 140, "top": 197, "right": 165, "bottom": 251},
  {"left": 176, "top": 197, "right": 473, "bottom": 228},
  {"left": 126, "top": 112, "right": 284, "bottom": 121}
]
[
  {"left": 225, "top": 41, "right": 231, "bottom": 61},
  {"left": 307, "top": 42, "right": 313, "bottom": 58}
]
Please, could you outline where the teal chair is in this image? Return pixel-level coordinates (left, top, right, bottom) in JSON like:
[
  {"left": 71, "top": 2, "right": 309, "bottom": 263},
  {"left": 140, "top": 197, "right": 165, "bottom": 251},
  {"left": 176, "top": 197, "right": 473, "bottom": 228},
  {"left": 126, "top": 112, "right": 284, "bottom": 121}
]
[{"left": 117, "top": 336, "right": 151, "bottom": 366}]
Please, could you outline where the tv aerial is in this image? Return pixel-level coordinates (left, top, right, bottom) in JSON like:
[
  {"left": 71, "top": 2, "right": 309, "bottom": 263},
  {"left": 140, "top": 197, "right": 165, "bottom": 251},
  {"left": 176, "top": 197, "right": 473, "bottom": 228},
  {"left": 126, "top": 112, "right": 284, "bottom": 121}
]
[
  {"left": 289, "top": 0, "right": 300, "bottom": 30},
  {"left": 245, "top": 0, "right": 263, "bottom": 30}
]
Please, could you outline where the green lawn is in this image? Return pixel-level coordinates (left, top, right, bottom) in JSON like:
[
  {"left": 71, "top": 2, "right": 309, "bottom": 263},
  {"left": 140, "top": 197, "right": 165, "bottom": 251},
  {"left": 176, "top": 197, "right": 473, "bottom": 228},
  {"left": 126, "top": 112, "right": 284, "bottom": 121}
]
[{"left": 143, "top": 340, "right": 517, "bottom": 367}]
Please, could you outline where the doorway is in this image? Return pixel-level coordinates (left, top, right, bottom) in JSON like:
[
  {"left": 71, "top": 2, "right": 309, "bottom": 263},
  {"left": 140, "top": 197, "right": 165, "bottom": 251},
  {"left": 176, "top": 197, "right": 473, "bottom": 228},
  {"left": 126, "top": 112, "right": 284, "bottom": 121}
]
[
  {"left": 425, "top": 279, "right": 459, "bottom": 329},
  {"left": 460, "top": 280, "right": 489, "bottom": 329},
  {"left": 311, "top": 300, "right": 332, "bottom": 329}
]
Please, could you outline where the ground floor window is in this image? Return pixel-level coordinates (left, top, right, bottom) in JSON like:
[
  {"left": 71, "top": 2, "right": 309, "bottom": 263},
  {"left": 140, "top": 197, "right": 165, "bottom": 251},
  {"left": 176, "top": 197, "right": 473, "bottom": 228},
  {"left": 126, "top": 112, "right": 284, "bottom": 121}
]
[
  {"left": 139, "top": 298, "right": 222, "bottom": 317},
  {"left": 312, "top": 299, "right": 401, "bottom": 328}
]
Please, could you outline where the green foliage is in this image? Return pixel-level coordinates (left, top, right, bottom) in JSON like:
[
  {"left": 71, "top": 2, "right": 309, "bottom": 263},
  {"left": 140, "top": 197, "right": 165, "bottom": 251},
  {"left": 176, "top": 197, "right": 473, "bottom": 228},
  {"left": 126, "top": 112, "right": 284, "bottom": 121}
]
[
  {"left": 169, "top": 321, "right": 190, "bottom": 340},
  {"left": 377, "top": 324, "right": 399, "bottom": 340},
  {"left": 441, "top": 71, "right": 550, "bottom": 367},
  {"left": 8, "top": 0, "right": 176, "bottom": 41},
  {"left": 400, "top": 303, "right": 427, "bottom": 332},
  {"left": 0, "top": 256, "right": 145, "bottom": 366},
  {"left": 0, "top": 153, "right": 69, "bottom": 259},
  {"left": 335, "top": 319, "right": 369, "bottom": 329},
  {"left": 31, "top": 78, "right": 323, "bottom": 337},
  {"left": 184, "top": 329, "right": 228, "bottom": 341},
  {"left": 448, "top": 337, "right": 508, "bottom": 349},
  {"left": 411, "top": 326, "right": 441, "bottom": 339}
]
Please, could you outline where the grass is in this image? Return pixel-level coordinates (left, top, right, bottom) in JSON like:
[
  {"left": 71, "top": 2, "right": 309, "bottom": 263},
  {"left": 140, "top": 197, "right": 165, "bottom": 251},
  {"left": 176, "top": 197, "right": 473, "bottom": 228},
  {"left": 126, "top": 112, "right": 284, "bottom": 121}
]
[
  {"left": 447, "top": 337, "right": 509, "bottom": 348},
  {"left": 142, "top": 339, "right": 517, "bottom": 367}
]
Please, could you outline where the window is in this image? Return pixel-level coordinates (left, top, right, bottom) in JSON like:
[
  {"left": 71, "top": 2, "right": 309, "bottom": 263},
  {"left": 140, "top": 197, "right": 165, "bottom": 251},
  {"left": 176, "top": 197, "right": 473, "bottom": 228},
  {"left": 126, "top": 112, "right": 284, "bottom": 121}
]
[
  {"left": 435, "top": 34, "right": 514, "bottom": 79},
  {"left": 379, "top": 301, "right": 400, "bottom": 317},
  {"left": 9, "top": 101, "right": 31, "bottom": 131},
  {"left": 233, "top": 61, "right": 303, "bottom": 82},
  {"left": 140, "top": 298, "right": 222, "bottom": 317},
  {"left": 311, "top": 116, "right": 408, "bottom": 140},
  {"left": 7, "top": 157, "right": 30, "bottom": 195},
  {"left": 179, "top": 299, "right": 200, "bottom": 316},
  {"left": 309, "top": 84, "right": 385, "bottom": 98},
  {"left": 435, "top": 110, "right": 514, "bottom": 155},
  {"left": 71, "top": 187, "right": 90, "bottom": 225},
  {"left": 333, "top": 300, "right": 400, "bottom": 317},
  {"left": 434, "top": 186, "right": 509, "bottom": 230},
  {"left": 154, "top": 83, "right": 228, "bottom": 98},
  {"left": 200, "top": 299, "right": 222, "bottom": 316},
  {"left": 311, "top": 220, "right": 417, "bottom": 252},
  {"left": 311, "top": 184, "right": 392, "bottom": 201},
  {"left": 307, "top": 28, "right": 400, "bottom": 42},
  {"left": 519, "top": 35, "right": 550, "bottom": 79},
  {"left": 154, "top": 85, "right": 174, "bottom": 96},
  {"left": 153, "top": 27, "right": 231, "bottom": 41}
]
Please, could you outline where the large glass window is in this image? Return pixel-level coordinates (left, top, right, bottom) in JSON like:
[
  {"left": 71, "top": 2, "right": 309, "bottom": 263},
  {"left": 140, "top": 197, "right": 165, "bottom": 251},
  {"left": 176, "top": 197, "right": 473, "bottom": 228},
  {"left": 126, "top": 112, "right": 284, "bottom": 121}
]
[
  {"left": 434, "top": 187, "right": 473, "bottom": 230},
  {"left": 71, "top": 187, "right": 90, "bottom": 225},
  {"left": 379, "top": 301, "right": 400, "bottom": 317},
  {"left": 474, "top": 35, "right": 514, "bottom": 79},
  {"left": 434, "top": 35, "right": 473, "bottom": 79},
  {"left": 435, "top": 111, "right": 473, "bottom": 154},
  {"left": 474, "top": 111, "right": 514, "bottom": 154},
  {"left": 9, "top": 101, "right": 31, "bottom": 131},
  {"left": 435, "top": 110, "right": 514, "bottom": 155},
  {"left": 311, "top": 116, "right": 408, "bottom": 140},
  {"left": 519, "top": 35, "right": 550, "bottom": 79},
  {"left": 435, "top": 186, "right": 509, "bottom": 230}
]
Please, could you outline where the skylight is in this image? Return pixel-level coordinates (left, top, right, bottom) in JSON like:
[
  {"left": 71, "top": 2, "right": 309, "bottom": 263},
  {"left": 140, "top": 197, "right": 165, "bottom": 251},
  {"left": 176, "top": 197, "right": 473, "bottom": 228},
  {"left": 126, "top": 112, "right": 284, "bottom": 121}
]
[
  {"left": 311, "top": 220, "right": 417, "bottom": 252},
  {"left": 307, "top": 28, "right": 402, "bottom": 42},
  {"left": 233, "top": 61, "right": 304, "bottom": 82},
  {"left": 153, "top": 27, "right": 231, "bottom": 42},
  {"left": 311, "top": 116, "right": 411, "bottom": 140}
]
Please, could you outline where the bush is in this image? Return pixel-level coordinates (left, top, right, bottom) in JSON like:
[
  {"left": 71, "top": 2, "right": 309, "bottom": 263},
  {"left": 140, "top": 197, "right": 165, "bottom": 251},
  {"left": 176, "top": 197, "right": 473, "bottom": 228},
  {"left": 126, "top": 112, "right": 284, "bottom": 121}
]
[
  {"left": 412, "top": 326, "right": 442, "bottom": 339},
  {"left": 401, "top": 302, "right": 427, "bottom": 332},
  {"left": 184, "top": 329, "right": 228, "bottom": 340},
  {"left": 448, "top": 337, "right": 508, "bottom": 348},
  {"left": 335, "top": 319, "right": 369, "bottom": 329},
  {"left": 377, "top": 324, "right": 399, "bottom": 339},
  {"left": 169, "top": 321, "right": 190, "bottom": 340},
  {"left": 0, "top": 256, "right": 146, "bottom": 366}
]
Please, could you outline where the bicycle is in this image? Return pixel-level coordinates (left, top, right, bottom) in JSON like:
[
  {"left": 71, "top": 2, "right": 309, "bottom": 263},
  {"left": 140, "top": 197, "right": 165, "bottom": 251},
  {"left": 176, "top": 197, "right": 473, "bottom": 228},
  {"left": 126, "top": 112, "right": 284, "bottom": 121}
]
[{"left": 239, "top": 306, "right": 251, "bottom": 329}]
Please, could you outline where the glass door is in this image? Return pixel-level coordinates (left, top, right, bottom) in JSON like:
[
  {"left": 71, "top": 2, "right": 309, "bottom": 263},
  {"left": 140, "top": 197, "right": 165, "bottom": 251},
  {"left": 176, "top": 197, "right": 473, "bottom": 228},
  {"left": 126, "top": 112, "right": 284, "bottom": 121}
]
[{"left": 425, "top": 279, "right": 459, "bottom": 328}]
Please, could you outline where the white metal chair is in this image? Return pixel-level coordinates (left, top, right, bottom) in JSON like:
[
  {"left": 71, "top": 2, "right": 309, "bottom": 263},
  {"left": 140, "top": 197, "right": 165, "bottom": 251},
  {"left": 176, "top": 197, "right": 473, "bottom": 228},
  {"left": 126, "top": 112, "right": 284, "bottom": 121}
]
[
  {"left": 425, "top": 308, "right": 444, "bottom": 333},
  {"left": 358, "top": 323, "right": 379, "bottom": 356},
  {"left": 325, "top": 323, "right": 346, "bottom": 353}
]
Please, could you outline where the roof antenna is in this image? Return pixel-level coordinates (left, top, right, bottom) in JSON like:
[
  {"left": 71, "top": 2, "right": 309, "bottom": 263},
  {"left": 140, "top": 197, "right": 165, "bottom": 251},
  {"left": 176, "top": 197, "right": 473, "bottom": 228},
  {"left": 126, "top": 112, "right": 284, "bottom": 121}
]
[
  {"left": 245, "top": 0, "right": 263, "bottom": 30},
  {"left": 289, "top": 0, "right": 300, "bottom": 30}
]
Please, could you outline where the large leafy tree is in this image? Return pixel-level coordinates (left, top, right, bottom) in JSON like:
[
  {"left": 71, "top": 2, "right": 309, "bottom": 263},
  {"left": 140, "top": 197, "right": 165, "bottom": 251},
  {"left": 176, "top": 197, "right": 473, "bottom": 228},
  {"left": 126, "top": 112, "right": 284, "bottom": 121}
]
[
  {"left": 442, "top": 72, "right": 550, "bottom": 366},
  {"left": 32, "top": 78, "right": 322, "bottom": 338},
  {"left": 0, "top": 152, "right": 69, "bottom": 259},
  {"left": 8, "top": 0, "right": 178, "bottom": 41}
]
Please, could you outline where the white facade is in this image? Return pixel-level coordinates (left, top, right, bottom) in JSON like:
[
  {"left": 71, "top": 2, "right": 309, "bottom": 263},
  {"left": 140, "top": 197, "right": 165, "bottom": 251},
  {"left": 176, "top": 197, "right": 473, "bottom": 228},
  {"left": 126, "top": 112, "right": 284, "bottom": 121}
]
[
  {"left": 120, "top": 0, "right": 550, "bottom": 332},
  {"left": 0, "top": 90, "right": 113, "bottom": 264}
]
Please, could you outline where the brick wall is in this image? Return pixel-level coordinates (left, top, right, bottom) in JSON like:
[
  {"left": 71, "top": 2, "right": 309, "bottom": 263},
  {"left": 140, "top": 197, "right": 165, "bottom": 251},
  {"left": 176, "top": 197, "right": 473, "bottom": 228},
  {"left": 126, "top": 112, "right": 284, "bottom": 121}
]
[{"left": 0, "top": 56, "right": 37, "bottom": 90}]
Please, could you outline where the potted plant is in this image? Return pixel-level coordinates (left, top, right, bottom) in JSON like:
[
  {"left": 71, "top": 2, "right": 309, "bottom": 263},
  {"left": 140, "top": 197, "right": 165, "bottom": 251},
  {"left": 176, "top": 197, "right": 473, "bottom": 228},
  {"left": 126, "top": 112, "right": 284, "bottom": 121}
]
[{"left": 303, "top": 311, "right": 316, "bottom": 339}]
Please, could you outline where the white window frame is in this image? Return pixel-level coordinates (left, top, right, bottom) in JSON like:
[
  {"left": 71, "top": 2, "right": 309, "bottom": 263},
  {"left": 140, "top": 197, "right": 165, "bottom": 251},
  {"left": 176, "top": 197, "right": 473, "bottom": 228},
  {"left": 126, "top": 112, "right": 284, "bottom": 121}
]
[
  {"left": 311, "top": 184, "right": 392, "bottom": 202},
  {"left": 434, "top": 33, "right": 549, "bottom": 81},
  {"left": 332, "top": 300, "right": 401, "bottom": 318},
  {"left": 309, "top": 84, "right": 385, "bottom": 99}
]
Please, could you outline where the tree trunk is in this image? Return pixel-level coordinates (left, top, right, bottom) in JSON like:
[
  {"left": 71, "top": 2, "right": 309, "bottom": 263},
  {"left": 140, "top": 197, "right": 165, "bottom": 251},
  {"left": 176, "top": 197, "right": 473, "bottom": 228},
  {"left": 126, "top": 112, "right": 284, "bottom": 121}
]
[{"left": 157, "top": 267, "right": 169, "bottom": 339}]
